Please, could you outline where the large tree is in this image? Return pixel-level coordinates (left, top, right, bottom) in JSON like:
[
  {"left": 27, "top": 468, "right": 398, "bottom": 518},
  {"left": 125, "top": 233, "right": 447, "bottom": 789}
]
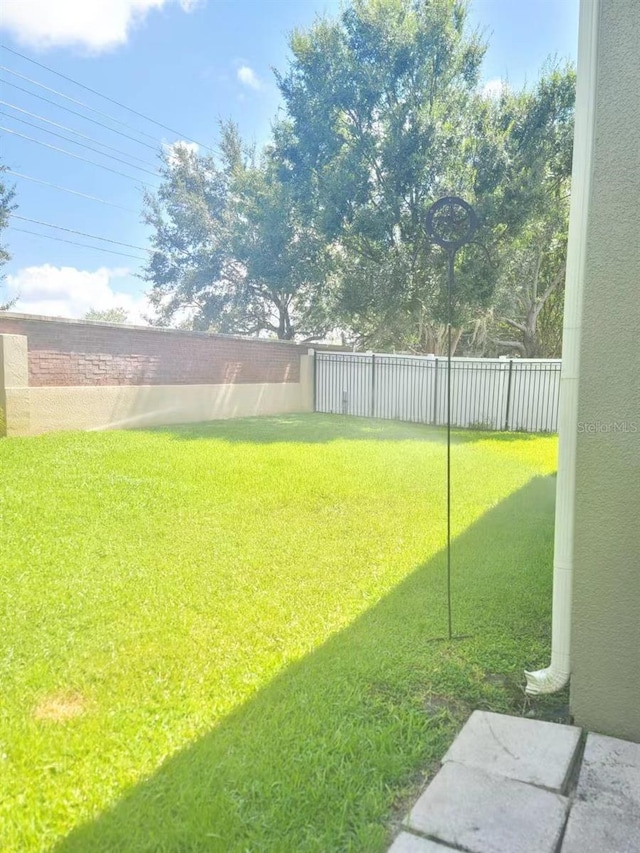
[
  {"left": 141, "top": 132, "right": 235, "bottom": 331},
  {"left": 142, "top": 125, "right": 331, "bottom": 339},
  {"left": 225, "top": 140, "right": 334, "bottom": 340},
  {"left": 275, "top": 0, "right": 496, "bottom": 353},
  {"left": 487, "top": 66, "right": 575, "bottom": 358},
  {"left": 141, "top": 0, "right": 574, "bottom": 353},
  {"left": 276, "top": 0, "right": 574, "bottom": 354}
]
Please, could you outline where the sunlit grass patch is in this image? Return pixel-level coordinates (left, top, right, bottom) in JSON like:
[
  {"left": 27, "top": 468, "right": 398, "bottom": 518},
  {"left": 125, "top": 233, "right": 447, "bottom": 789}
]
[{"left": 0, "top": 415, "right": 558, "bottom": 852}]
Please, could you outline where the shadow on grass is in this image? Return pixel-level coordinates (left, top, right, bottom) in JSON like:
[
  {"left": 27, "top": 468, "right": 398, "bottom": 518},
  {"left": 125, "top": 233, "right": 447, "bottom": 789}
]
[
  {"left": 146, "top": 414, "right": 546, "bottom": 446},
  {"left": 56, "top": 475, "right": 556, "bottom": 853}
]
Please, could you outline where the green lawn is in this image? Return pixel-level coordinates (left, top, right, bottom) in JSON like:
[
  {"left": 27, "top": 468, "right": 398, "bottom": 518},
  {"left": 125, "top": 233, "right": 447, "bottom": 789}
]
[{"left": 1, "top": 415, "right": 561, "bottom": 852}]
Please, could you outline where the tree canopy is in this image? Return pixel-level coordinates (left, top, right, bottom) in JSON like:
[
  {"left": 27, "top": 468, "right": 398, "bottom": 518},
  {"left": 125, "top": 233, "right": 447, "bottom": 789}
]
[
  {"left": 141, "top": 0, "right": 575, "bottom": 355},
  {"left": 485, "top": 65, "right": 574, "bottom": 357},
  {"left": 142, "top": 126, "right": 331, "bottom": 339},
  {"left": 83, "top": 307, "right": 130, "bottom": 324}
]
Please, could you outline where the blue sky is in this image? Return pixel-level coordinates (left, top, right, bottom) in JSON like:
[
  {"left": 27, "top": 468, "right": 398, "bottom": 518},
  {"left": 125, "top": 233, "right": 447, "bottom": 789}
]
[{"left": 0, "top": 0, "right": 579, "bottom": 321}]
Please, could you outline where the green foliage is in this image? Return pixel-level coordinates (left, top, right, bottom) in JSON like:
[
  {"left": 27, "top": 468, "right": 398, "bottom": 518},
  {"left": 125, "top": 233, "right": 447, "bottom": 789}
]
[
  {"left": 227, "top": 139, "right": 335, "bottom": 339},
  {"left": 485, "top": 64, "right": 575, "bottom": 357},
  {"left": 1, "top": 164, "right": 17, "bottom": 311},
  {"left": 276, "top": 0, "right": 493, "bottom": 351},
  {"left": 83, "top": 307, "right": 130, "bottom": 324},
  {"left": 142, "top": 126, "right": 332, "bottom": 339},
  {"left": 141, "top": 1, "right": 574, "bottom": 355},
  {"left": 275, "top": 0, "right": 574, "bottom": 354},
  {"left": 1, "top": 416, "right": 558, "bottom": 851},
  {"left": 142, "top": 136, "right": 233, "bottom": 331}
]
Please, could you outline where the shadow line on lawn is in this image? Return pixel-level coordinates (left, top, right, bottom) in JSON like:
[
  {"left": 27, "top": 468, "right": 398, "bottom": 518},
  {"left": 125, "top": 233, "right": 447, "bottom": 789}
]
[
  {"left": 144, "top": 413, "right": 545, "bottom": 446},
  {"left": 55, "top": 475, "right": 556, "bottom": 853}
]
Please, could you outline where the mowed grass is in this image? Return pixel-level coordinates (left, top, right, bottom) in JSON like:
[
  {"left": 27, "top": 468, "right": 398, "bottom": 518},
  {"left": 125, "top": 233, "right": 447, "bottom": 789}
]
[{"left": 1, "top": 415, "right": 559, "bottom": 852}]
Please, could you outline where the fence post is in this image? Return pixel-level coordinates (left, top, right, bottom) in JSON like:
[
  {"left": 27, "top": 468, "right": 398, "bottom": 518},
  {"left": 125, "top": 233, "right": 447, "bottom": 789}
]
[
  {"left": 370, "top": 353, "right": 376, "bottom": 418},
  {"left": 311, "top": 350, "right": 317, "bottom": 412},
  {"left": 504, "top": 358, "right": 514, "bottom": 430},
  {"left": 432, "top": 357, "right": 439, "bottom": 425}
]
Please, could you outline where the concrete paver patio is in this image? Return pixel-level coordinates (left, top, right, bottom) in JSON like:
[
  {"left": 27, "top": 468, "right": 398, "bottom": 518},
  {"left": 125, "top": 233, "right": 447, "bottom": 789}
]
[{"left": 389, "top": 711, "right": 640, "bottom": 853}]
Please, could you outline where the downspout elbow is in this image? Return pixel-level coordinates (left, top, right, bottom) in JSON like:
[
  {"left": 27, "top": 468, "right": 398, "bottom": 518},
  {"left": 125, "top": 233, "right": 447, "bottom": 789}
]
[
  {"left": 525, "top": 558, "right": 573, "bottom": 695},
  {"left": 524, "top": 662, "right": 570, "bottom": 696}
]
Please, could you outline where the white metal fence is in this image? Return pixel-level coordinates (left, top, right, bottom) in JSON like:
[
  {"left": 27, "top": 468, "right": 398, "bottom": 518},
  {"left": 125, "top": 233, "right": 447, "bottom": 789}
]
[{"left": 314, "top": 352, "right": 562, "bottom": 433}]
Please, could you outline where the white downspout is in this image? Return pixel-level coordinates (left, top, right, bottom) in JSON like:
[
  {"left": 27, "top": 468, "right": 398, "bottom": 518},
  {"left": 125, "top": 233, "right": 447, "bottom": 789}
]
[{"left": 525, "top": 0, "right": 599, "bottom": 695}]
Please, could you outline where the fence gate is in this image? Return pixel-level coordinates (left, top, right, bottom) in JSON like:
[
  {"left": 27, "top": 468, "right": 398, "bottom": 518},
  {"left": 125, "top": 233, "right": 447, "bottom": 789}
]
[{"left": 314, "top": 351, "right": 561, "bottom": 433}]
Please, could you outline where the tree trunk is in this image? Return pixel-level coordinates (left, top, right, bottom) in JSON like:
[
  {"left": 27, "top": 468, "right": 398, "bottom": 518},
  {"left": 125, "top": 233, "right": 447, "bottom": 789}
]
[
  {"left": 522, "top": 306, "right": 542, "bottom": 358},
  {"left": 277, "top": 304, "right": 295, "bottom": 339},
  {"left": 422, "top": 324, "right": 463, "bottom": 356},
  {"left": 522, "top": 328, "right": 541, "bottom": 358}
]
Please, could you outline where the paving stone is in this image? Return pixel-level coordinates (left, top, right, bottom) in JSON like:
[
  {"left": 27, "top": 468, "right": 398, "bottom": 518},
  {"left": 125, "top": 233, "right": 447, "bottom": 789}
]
[
  {"left": 576, "top": 733, "right": 640, "bottom": 818},
  {"left": 406, "top": 761, "right": 569, "bottom": 853},
  {"left": 561, "top": 800, "right": 640, "bottom": 853},
  {"left": 387, "top": 831, "right": 455, "bottom": 852},
  {"left": 442, "top": 710, "right": 581, "bottom": 792}
]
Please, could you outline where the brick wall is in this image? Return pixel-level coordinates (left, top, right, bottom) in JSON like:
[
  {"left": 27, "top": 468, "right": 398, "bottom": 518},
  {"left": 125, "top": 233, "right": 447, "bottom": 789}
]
[{"left": 0, "top": 314, "right": 303, "bottom": 387}]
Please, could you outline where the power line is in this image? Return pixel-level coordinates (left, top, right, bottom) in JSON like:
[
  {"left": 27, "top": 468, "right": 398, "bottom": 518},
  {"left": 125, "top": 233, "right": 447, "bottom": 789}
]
[
  {"left": 11, "top": 214, "right": 153, "bottom": 252},
  {"left": 8, "top": 225, "right": 148, "bottom": 262},
  {"left": 0, "top": 101, "right": 159, "bottom": 170},
  {"left": 0, "top": 126, "right": 159, "bottom": 190},
  {"left": 6, "top": 170, "right": 138, "bottom": 213},
  {"left": 0, "top": 78, "right": 160, "bottom": 152},
  {"left": 0, "top": 110, "right": 160, "bottom": 177},
  {"left": 2, "top": 43, "right": 215, "bottom": 154},
  {"left": 0, "top": 65, "right": 162, "bottom": 146}
]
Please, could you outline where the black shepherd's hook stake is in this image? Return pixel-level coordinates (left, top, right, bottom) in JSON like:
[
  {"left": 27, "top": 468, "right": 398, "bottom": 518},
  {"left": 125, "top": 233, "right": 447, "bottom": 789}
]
[{"left": 425, "top": 196, "right": 478, "bottom": 640}]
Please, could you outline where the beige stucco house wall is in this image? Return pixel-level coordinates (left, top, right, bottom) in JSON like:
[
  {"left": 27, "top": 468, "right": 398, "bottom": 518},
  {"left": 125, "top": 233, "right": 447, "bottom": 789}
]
[{"left": 569, "top": 0, "right": 640, "bottom": 741}]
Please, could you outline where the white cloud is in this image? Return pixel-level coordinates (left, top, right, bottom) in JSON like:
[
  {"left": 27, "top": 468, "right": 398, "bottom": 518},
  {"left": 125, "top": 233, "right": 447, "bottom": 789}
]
[
  {"left": 237, "top": 65, "right": 262, "bottom": 91},
  {"left": 5, "top": 264, "right": 154, "bottom": 324},
  {"left": 1, "top": 0, "right": 202, "bottom": 53},
  {"left": 481, "top": 78, "right": 507, "bottom": 100}
]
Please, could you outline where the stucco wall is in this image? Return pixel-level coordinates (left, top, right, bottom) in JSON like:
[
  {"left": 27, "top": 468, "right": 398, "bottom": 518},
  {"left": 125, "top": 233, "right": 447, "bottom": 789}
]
[
  {"left": 28, "top": 381, "right": 310, "bottom": 434},
  {"left": 570, "top": 0, "right": 640, "bottom": 741},
  {"left": 0, "top": 334, "right": 30, "bottom": 436},
  {"left": 0, "top": 316, "right": 315, "bottom": 435}
]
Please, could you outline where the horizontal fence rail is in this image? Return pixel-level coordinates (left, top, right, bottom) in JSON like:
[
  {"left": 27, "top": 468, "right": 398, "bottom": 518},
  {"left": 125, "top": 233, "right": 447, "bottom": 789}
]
[{"left": 314, "top": 352, "right": 562, "bottom": 433}]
